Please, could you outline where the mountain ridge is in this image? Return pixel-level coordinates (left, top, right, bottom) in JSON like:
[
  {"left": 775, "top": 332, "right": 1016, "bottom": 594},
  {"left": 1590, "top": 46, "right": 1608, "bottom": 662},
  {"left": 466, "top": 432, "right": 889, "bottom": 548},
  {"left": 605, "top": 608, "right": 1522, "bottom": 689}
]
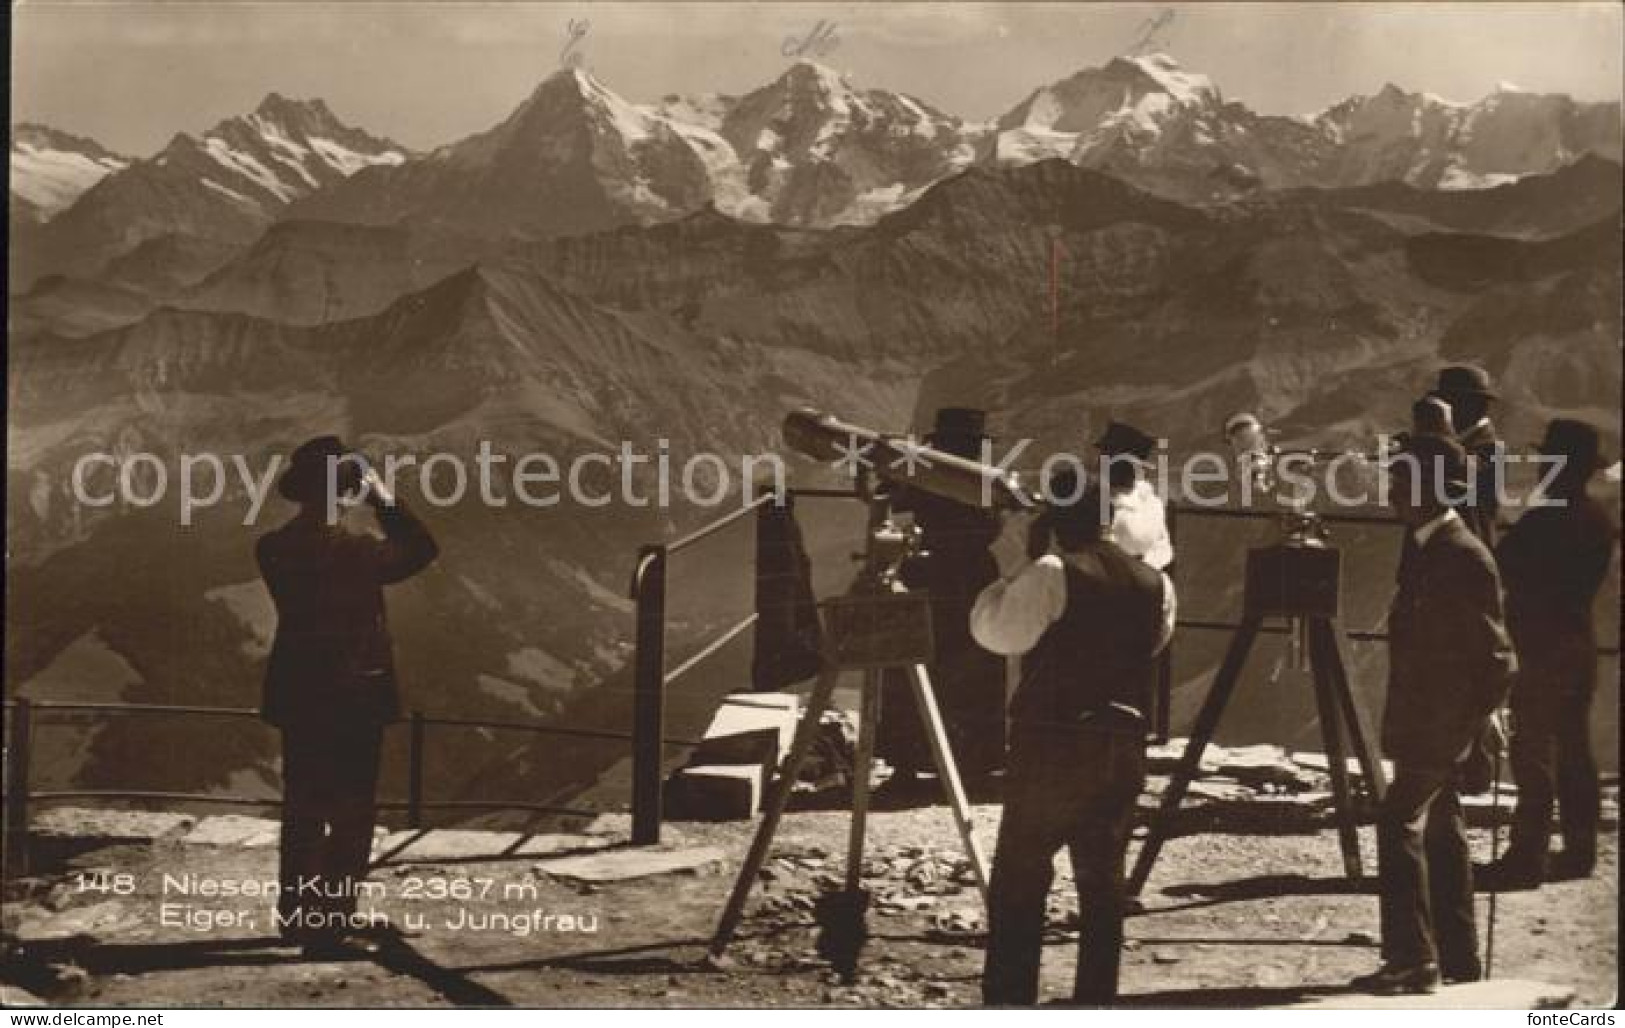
[
  {"left": 14, "top": 95, "right": 408, "bottom": 289},
  {"left": 17, "top": 54, "right": 1621, "bottom": 297}
]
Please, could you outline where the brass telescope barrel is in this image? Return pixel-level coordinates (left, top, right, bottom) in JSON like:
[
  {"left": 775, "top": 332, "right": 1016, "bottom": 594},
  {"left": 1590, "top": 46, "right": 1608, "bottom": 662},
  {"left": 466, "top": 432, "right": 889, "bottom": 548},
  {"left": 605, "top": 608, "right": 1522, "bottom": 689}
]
[{"left": 781, "top": 408, "right": 1034, "bottom": 511}]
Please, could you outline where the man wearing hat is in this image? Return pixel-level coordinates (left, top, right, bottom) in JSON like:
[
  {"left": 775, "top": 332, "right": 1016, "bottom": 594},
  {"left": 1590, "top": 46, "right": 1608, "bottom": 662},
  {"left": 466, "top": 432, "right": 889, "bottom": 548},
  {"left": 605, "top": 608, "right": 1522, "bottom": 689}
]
[
  {"left": 1094, "top": 420, "right": 1172, "bottom": 571},
  {"left": 258, "top": 435, "right": 439, "bottom": 954},
  {"left": 1410, "top": 396, "right": 1456, "bottom": 442},
  {"left": 1428, "top": 365, "right": 1505, "bottom": 547},
  {"left": 1355, "top": 434, "right": 1516, "bottom": 994},
  {"left": 879, "top": 407, "right": 1006, "bottom": 790},
  {"left": 1486, "top": 419, "right": 1617, "bottom": 887}
]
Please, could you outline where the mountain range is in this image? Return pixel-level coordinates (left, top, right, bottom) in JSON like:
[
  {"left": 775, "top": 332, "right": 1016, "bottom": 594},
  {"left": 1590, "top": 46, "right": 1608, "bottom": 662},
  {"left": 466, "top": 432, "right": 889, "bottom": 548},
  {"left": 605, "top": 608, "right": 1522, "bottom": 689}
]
[
  {"left": 7, "top": 54, "right": 1621, "bottom": 813},
  {"left": 987, "top": 55, "right": 1621, "bottom": 198},
  {"left": 13, "top": 54, "right": 1621, "bottom": 300}
]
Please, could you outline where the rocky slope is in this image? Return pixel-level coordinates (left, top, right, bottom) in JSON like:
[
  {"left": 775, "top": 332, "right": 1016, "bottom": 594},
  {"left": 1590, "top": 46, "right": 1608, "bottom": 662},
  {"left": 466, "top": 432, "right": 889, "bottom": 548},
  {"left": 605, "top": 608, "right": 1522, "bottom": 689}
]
[
  {"left": 5, "top": 253, "right": 914, "bottom": 803},
  {"left": 179, "top": 220, "right": 474, "bottom": 325}
]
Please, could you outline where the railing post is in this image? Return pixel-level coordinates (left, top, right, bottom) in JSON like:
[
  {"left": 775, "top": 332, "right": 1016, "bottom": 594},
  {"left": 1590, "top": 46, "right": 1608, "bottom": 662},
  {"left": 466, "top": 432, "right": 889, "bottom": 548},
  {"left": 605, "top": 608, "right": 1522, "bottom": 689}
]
[
  {"left": 631, "top": 545, "right": 668, "bottom": 846},
  {"left": 4, "top": 698, "right": 33, "bottom": 879},
  {"left": 1155, "top": 503, "right": 1179, "bottom": 743},
  {"left": 407, "top": 711, "right": 425, "bottom": 830}
]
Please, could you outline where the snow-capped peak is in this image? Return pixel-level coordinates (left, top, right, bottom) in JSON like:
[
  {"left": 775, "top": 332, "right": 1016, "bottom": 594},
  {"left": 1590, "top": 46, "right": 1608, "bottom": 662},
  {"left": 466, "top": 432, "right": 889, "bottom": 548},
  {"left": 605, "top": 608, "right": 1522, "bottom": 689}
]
[
  {"left": 989, "top": 53, "right": 1223, "bottom": 167},
  {"left": 93, "top": 96, "right": 413, "bottom": 221},
  {"left": 1496, "top": 80, "right": 1526, "bottom": 94},
  {"left": 1003, "top": 52, "right": 1222, "bottom": 133},
  {"left": 1421, "top": 91, "right": 1465, "bottom": 109},
  {"left": 254, "top": 92, "right": 333, "bottom": 122},
  {"left": 195, "top": 98, "right": 406, "bottom": 202},
  {"left": 1116, "top": 53, "right": 1219, "bottom": 107},
  {"left": 781, "top": 59, "right": 855, "bottom": 96},
  {"left": 13, "top": 122, "right": 125, "bottom": 161},
  {"left": 676, "top": 61, "right": 975, "bottom": 225},
  {"left": 498, "top": 65, "right": 677, "bottom": 151},
  {"left": 738, "top": 58, "right": 870, "bottom": 127},
  {"left": 545, "top": 65, "right": 606, "bottom": 98},
  {"left": 1308, "top": 77, "right": 1621, "bottom": 192},
  {"left": 525, "top": 65, "right": 630, "bottom": 109},
  {"left": 10, "top": 123, "right": 130, "bottom": 221}
]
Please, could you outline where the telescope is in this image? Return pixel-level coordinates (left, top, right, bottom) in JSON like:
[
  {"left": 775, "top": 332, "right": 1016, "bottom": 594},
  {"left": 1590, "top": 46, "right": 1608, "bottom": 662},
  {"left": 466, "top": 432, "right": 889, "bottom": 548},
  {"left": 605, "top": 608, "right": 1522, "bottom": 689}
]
[
  {"left": 783, "top": 408, "right": 1035, "bottom": 511},
  {"left": 1224, "top": 411, "right": 1394, "bottom": 493}
]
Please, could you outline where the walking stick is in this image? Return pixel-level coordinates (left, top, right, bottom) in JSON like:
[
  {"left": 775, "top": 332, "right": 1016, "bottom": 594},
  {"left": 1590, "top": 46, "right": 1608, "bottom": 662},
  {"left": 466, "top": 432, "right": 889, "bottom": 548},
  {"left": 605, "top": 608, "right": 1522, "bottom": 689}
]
[{"left": 1484, "top": 710, "right": 1507, "bottom": 980}]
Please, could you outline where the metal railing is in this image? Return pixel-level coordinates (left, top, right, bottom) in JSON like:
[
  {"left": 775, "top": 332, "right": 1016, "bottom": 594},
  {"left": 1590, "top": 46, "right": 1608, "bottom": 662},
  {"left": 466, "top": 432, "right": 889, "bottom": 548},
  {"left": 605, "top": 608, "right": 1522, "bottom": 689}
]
[
  {"left": 624, "top": 492, "right": 1620, "bottom": 843},
  {"left": 622, "top": 492, "right": 1450, "bottom": 843},
  {"left": 0, "top": 488, "right": 822, "bottom": 876},
  {"left": 0, "top": 697, "right": 707, "bottom": 879},
  {"left": 627, "top": 486, "right": 858, "bottom": 843}
]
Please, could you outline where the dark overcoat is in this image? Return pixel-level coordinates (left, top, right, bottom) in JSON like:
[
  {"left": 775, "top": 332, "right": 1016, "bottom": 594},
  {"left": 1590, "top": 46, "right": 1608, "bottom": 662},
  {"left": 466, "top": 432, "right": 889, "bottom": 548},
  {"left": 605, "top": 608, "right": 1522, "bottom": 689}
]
[
  {"left": 1384, "top": 515, "right": 1516, "bottom": 767},
  {"left": 257, "top": 502, "right": 438, "bottom": 727}
]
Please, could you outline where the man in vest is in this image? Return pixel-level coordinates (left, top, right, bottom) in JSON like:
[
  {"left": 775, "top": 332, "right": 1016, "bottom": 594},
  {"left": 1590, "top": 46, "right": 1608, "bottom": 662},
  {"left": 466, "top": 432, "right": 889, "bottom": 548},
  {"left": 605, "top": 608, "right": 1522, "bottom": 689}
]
[
  {"left": 1486, "top": 419, "right": 1616, "bottom": 887},
  {"left": 970, "top": 471, "right": 1175, "bottom": 1006}
]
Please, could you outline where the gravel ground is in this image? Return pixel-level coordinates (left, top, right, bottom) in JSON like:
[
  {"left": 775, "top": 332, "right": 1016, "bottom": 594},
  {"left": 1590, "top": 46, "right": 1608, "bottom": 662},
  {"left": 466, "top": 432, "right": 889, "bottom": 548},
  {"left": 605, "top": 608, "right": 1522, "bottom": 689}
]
[{"left": 2, "top": 795, "right": 1615, "bottom": 1008}]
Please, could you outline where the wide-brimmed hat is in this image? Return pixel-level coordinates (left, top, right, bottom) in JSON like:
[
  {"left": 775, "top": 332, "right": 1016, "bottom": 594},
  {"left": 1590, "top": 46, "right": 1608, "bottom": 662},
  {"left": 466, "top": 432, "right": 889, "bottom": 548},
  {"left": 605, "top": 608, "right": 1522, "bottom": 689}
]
[
  {"left": 1536, "top": 418, "right": 1609, "bottom": 474},
  {"left": 278, "top": 435, "right": 360, "bottom": 503},
  {"left": 1431, "top": 364, "right": 1497, "bottom": 401},
  {"left": 1094, "top": 420, "right": 1158, "bottom": 463},
  {"left": 924, "top": 406, "right": 989, "bottom": 458}
]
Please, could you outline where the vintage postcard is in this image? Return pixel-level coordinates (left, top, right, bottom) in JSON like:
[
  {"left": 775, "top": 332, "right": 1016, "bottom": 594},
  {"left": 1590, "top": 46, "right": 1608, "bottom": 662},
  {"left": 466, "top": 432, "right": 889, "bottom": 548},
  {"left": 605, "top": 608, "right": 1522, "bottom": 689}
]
[{"left": 5, "top": 1, "right": 1619, "bottom": 1016}]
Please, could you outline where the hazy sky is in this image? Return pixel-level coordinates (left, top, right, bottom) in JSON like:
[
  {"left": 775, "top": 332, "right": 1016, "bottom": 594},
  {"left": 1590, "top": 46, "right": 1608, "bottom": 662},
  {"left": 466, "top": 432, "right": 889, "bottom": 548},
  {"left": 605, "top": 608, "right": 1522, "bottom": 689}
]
[{"left": 12, "top": 2, "right": 1624, "bottom": 156}]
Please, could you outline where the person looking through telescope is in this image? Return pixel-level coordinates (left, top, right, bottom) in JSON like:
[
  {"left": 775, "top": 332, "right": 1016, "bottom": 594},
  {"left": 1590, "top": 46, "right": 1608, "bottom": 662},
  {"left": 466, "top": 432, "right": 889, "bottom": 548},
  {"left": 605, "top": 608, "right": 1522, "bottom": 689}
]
[
  {"left": 878, "top": 407, "right": 1006, "bottom": 794},
  {"left": 1424, "top": 367, "right": 1508, "bottom": 796},
  {"left": 1428, "top": 365, "right": 1505, "bottom": 548},
  {"left": 969, "top": 472, "right": 1175, "bottom": 1006},
  {"left": 1093, "top": 420, "right": 1173, "bottom": 572}
]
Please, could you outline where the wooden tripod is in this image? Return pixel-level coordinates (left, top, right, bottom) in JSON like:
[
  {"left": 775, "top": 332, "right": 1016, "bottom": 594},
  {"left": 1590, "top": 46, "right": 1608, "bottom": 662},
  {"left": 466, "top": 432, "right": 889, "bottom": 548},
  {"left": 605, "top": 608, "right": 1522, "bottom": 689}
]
[
  {"left": 709, "top": 529, "right": 991, "bottom": 962},
  {"left": 1127, "top": 606, "right": 1389, "bottom": 896}
]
